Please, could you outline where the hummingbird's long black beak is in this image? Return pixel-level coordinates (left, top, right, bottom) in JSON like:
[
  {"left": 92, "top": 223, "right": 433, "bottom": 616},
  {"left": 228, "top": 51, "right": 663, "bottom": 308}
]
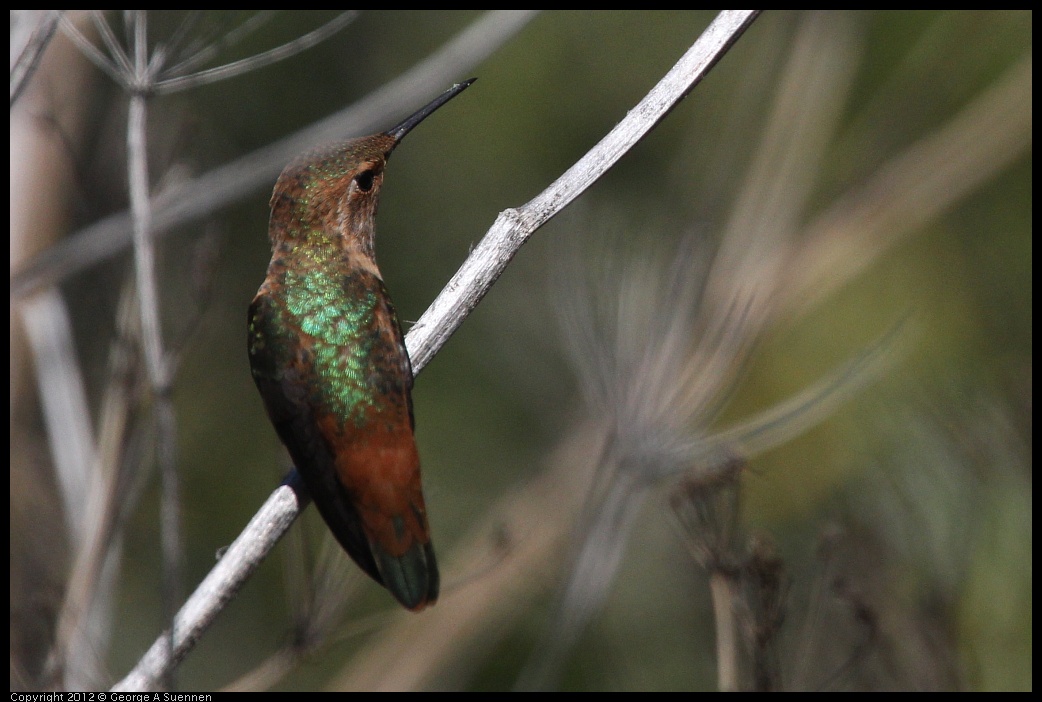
[{"left": 386, "top": 78, "right": 476, "bottom": 143}]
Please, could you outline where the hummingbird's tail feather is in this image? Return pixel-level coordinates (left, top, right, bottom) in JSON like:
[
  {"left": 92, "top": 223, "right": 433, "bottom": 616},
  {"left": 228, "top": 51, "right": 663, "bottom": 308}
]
[{"left": 372, "top": 539, "right": 439, "bottom": 611}]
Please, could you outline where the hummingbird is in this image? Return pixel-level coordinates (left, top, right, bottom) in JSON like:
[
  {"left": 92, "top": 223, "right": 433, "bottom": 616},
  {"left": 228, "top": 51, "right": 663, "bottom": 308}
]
[{"left": 248, "top": 79, "right": 475, "bottom": 611}]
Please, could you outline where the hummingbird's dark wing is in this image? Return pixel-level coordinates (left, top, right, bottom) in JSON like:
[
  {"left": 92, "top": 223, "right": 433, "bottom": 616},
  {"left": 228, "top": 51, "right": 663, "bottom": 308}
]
[{"left": 247, "top": 290, "right": 383, "bottom": 585}]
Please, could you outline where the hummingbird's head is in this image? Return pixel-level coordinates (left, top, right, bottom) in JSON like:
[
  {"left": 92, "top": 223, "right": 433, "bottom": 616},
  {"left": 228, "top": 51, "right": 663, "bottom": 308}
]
[
  {"left": 266, "top": 79, "right": 476, "bottom": 261},
  {"left": 268, "top": 133, "right": 397, "bottom": 261}
]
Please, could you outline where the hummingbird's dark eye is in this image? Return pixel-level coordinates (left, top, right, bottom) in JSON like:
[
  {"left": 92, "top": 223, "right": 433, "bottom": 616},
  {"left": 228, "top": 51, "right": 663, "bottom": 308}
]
[{"left": 354, "top": 169, "right": 376, "bottom": 192}]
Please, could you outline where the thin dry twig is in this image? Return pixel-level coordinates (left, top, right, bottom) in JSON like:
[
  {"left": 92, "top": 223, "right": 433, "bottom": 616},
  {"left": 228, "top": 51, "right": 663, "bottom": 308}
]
[
  {"left": 160, "top": 11, "right": 276, "bottom": 78},
  {"left": 111, "top": 472, "right": 308, "bottom": 692},
  {"left": 57, "top": 13, "right": 127, "bottom": 88},
  {"left": 154, "top": 11, "right": 359, "bottom": 93},
  {"left": 10, "top": 10, "right": 64, "bottom": 106},
  {"left": 123, "top": 10, "right": 186, "bottom": 692}
]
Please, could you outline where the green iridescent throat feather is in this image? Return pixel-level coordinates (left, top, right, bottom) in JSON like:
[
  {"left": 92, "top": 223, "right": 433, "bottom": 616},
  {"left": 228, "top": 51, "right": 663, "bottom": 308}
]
[{"left": 251, "top": 260, "right": 398, "bottom": 428}]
